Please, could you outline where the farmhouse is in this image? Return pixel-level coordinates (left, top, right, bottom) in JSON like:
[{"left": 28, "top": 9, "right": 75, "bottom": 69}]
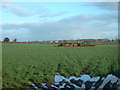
[{"left": 50, "top": 40, "right": 59, "bottom": 44}]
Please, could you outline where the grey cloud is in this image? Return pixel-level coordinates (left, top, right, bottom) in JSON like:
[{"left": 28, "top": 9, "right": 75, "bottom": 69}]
[
  {"left": 83, "top": 2, "right": 118, "bottom": 11},
  {"left": 2, "top": 13, "right": 118, "bottom": 41},
  {"left": 60, "top": 13, "right": 117, "bottom": 26},
  {"left": 2, "top": 2, "right": 67, "bottom": 18},
  {"left": 2, "top": 2, "right": 33, "bottom": 17}
]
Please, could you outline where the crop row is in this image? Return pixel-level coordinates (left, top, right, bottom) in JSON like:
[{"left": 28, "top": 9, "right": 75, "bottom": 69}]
[{"left": 2, "top": 43, "right": 119, "bottom": 88}]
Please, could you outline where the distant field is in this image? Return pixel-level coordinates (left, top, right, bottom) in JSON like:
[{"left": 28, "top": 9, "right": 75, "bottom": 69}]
[{"left": 2, "top": 43, "right": 119, "bottom": 88}]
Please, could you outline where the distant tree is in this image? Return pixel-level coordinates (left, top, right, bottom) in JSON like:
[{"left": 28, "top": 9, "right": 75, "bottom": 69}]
[
  {"left": 111, "top": 39, "right": 114, "bottom": 42},
  {"left": 13, "top": 38, "right": 17, "bottom": 42},
  {"left": 3, "top": 37, "right": 9, "bottom": 42},
  {"left": 118, "top": 39, "right": 120, "bottom": 44}
]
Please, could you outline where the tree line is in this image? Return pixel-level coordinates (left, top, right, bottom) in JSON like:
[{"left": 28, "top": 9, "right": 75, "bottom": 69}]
[
  {"left": 3, "top": 37, "right": 17, "bottom": 42},
  {"left": 2, "top": 37, "right": 120, "bottom": 45}
]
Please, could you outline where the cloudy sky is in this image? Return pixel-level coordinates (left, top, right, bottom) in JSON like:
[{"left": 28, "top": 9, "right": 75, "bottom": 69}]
[{"left": 1, "top": 2, "right": 118, "bottom": 41}]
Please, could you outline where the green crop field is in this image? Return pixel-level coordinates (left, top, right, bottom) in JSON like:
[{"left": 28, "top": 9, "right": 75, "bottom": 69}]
[{"left": 2, "top": 43, "right": 119, "bottom": 88}]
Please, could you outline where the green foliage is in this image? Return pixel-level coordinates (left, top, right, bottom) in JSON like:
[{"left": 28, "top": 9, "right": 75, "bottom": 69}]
[
  {"left": 13, "top": 38, "right": 17, "bottom": 42},
  {"left": 2, "top": 43, "right": 118, "bottom": 87},
  {"left": 87, "top": 56, "right": 111, "bottom": 76},
  {"left": 3, "top": 37, "right": 9, "bottom": 42}
]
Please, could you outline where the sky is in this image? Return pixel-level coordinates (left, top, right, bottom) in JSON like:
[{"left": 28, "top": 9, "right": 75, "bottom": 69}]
[{"left": 0, "top": 2, "right": 118, "bottom": 41}]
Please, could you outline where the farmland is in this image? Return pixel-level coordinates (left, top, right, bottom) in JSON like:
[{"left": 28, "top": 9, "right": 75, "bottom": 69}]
[{"left": 2, "top": 43, "right": 119, "bottom": 88}]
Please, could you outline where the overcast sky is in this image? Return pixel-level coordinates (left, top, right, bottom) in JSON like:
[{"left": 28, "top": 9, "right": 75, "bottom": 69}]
[{"left": 1, "top": 2, "right": 118, "bottom": 41}]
